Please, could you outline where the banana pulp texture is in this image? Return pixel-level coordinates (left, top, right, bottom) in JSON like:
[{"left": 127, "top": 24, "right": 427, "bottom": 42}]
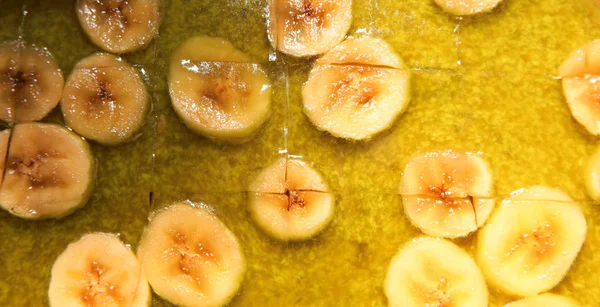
[
  {"left": 76, "top": 0, "right": 162, "bottom": 53},
  {"left": 62, "top": 52, "right": 149, "bottom": 145},
  {"left": 137, "top": 203, "right": 246, "bottom": 307},
  {"left": 302, "top": 37, "right": 410, "bottom": 140},
  {"left": 268, "top": 0, "right": 352, "bottom": 57},
  {"left": 434, "top": 0, "right": 504, "bottom": 16},
  {"left": 584, "top": 145, "right": 600, "bottom": 201},
  {"left": 384, "top": 237, "right": 488, "bottom": 307},
  {"left": 0, "top": 129, "right": 10, "bottom": 187},
  {"left": 0, "top": 123, "right": 95, "bottom": 219},
  {"left": 477, "top": 186, "right": 587, "bottom": 297},
  {"left": 248, "top": 157, "right": 334, "bottom": 241},
  {"left": 560, "top": 39, "right": 600, "bottom": 135},
  {"left": 0, "top": 42, "right": 64, "bottom": 123},
  {"left": 399, "top": 150, "right": 495, "bottom": 238},
  {"left": 168, "top": 36, "right": 272, "bottom": 143},
  {"left": 505, "top": 293, "right": 580, "bottom": 307},
  {"left": 48, "top": 233, "right": 151, "bottom": 307}
]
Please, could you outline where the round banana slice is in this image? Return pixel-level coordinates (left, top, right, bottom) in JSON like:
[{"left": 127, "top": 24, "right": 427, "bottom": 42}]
[
  {"left": 384, "top": 237, "right": 488, "bottom": 307},
  {"left": 76, "top": 0, "right": 162, "bottom": 53},
  {"left": 0, "top": 129, "right": 11, "bottom": 187},
  {"left": 399, "top": 150, "right": 495, "bottom": 238},
  {"left": 61, "top": 52, "right": 149, "bottom": 145},
  {"left": 506, "top": 293, "right": 580, "bottom": 307},
  {"left": 137, "top": 203, "right": 246, "bottom": 307},
  {"left": 585, "top": 145, "right": 600, "bottom": 201},
  {"left": 0, "top": 42, "right": 64, "bottom": 123},
  {"left": 434, "top": 0, "right": 504, "bottom": 16},
  {"left": 268, "top": 0, "right": 352, "bottom": 57},
  {"left": 477, "top": 186, "right": 587, "bottom": 297},
  {"left": 302, "top": 38, "right": 410, "bottom": 140},
  {"left": 168, "top": 36, "right": 272, "bottom": 143},
  {"left": 248, "top": 157, "right": 334, "bottom": 241},
  {"left": 0, "top": 123, "right": 95, "bottom": 219},
  {"left": 559, "top": 40, "right": 600, "bottom": 135},
  {"left": 48, "top": 233, "right": 151, "bottom": 307}
]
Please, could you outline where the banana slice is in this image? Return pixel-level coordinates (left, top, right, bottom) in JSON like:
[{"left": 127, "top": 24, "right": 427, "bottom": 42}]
[
  {"left": 477, "top": 186, "right": 587, "bottom": 297},
  {"left": 48, "top": 233, "right": 151, "bottom": 307},
  {"left": 434, "top": 0, "right": 504, "bottom": 16},
  {"left": 559, "top": 40, "right": 600, "bottom": 135},
  {"left": 268, "top": 0, "right": 352, "bottom": 57},
  {"left": 0, "top": 123, "right": 95, "bottom": 219},
  {"left": 506, "top": 293, "right": 580, "bottom": 307},
  {"left": 137, "top": 203, "right": 246, "bottom": 307},
  {"left": 384, "top": 237, "right": 488, "bottom": 307},
  {"left": 168, "top": 36, "right": 272, "bottom": 143},
  {"left": 61, "top": 52, "right": 149, "bottom": 145},
  {"left": 0, "top": 129, "right": 10, "bottom": 187},
  {"left": 302, "top": 38, "right": 410, "bottom": 140},
  {"left": 248, "top": 157, "right": 334, "bottom": 240},
  {"left": 585, "top": 145, "right": 600, "bottom": 201},
  {"left": 76, "top": 0, "right": 162, "bottom": 53},
  {"left": 399, "top": 150, "right": 495, "bottom": 238},
  {"left": 0, "top": 42, "right": 64, "bottom": 123}
]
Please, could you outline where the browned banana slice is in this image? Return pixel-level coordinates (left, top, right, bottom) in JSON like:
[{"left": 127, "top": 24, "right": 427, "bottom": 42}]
[
  {"left": 0, "top": 42, "right": 64, "bottom": 123},
  {"left": 0, "top": 123, "right": 95, "bottom": 219},
  {"left": 76, "top": 0, "right": 162, "bottom": 53},
  {"left": 268, "top": 0, "right": 352, "bottom": 57},
  {"left": 61, "top": 52, "right": 149, "bottom": 145},
  {"left": 0, "top": 129, "right": 10, "bottom": 187}
]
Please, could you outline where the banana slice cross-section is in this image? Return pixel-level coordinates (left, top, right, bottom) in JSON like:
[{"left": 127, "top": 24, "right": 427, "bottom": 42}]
[
  {"left": 76, "top": 0, "right": 162, "bottom": 53},
  {"left": 248, "top": 157, "right": 334, "bottom": 241},
  {"left": 399, "top": 150, "right": 495, "bottom": 238},
  {"left": 168, "top": 36, "right": 272, "bottom": 143},
  {"left": 0, "top": 42, "right": 64, "bottom": 123},
  {"left": 506, "top": 293, "right": 580, "bottom": 307},
  {"left": 434, "top": 0, "right": 504, "bottom": 16},
  {"left": 0, "top": 129, "right": 10, "bottom": 187},
  {"left": 302, "top": 37, "right": 410, "bottom": 140},
  {"left": 268, "top": 0, "right": 352, "bottom": 57},
  {"left": 384, "top": 237, "right": 488, "bottom": 307},
  {"left": 477, "top": 186, "right": 587, "bottom": 297},
  {"left": 62, "top": 52, "right": 150, "bottom": 145},
  {"left": 48, "top": 233, "right": 151, "bottom": 307},
  {"left": 0, "top": 123, "right": 95, "bottom": 219},
  {"left": 137, "top": 203, "right": 246, "bottom": 307},
  {"left": 559, "top": 40, "right": 600, "bottom": 135}
]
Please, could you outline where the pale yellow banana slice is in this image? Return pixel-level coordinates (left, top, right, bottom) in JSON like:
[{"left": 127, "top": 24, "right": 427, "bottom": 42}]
[
  {"left": 399, "top": 150, "right": 495, "bottom": 238},
  {"left": 137, "top": 203, "right": 246, "bottom": 307},
  {"left": 0, "top": 123, "right": 95, "bottom": 219},
  {"left": 76, "top": 0, "right": 162, "bottom": 53},
  {"left": 61, "top": 52, "right": 149, "bottom": 145},
  {"left": 48, "top": 233, "right": 151, "bottom": 307},
  {"left": 584, "top": 145, "right": 600, "bottom": 201},
  {"left": 168, "top": 36, "right": 272, "bottom": 143},
  {"left": 248, "top": 157, "right": 334, "bottom": 240},
  {"left": 559, "top": 40, "right": 600, "bottom": 135},
  {"left": 0, "top": 42, "right": 64, "bottom": 123},
  {"left": 0, "top": 129, "right": 10, "bottom": 187},
  {"left": 384, "top": 237, "right": 488, "bottom": 307},
  {"left": 302, "top": 37, "right": 410, "bottom": 140},
  {"left": 268, "top": 0, "right": 352, "bottom": 57},
  {"left": 506, "top": 293, "right": 580, "bottom": 307},
  {"left": 477, "top": 186, "right": 586, "bottom": 297},
  {"left": 434, "top": 0, "right": 504, "bottom": 16}
]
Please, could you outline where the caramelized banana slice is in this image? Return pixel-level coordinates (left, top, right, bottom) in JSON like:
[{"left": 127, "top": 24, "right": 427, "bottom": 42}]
[
  {"left": 0, "top": 42, "right": 64, "bottom": 123},
  {"left": 434, "top": 0, "right": 504, "bottom": 16},
  {"left": 302, "top": 37, "right": 410, "bottom": 140},
  {"left": 48, "top": 233, "right": 151, "bottom": 307},
  {"left": 137, "top": 203, "right": 245, "bottom": 307},
  {"left": 399, "top": 150, "right": 495, "bottom": 238},
  {"left": 248, "top": 157, "right": 334, "bottom": 240},
  {"left": 477, "top": 186, "right": 586, "bottom": 297},
  {"left": 506, "top": 293, "right": 580, "bottom": 307},
  {"left": 0, "top": 123, "right": 95, "bottom": 219},
  {"left": 76, "top": 0, "right": 162, "bottom": 53},
  {"left": 169, "top": 36, "right": 272, "bottom": 143},
  {"left": 0, "top": 129, "right": 10, "bottom": 187},
  {"left": 559, "top": 40, "right": 600, "bottom": 135},
  {"left": 62, "top": 52, "right": 149, "bottom": 145},
  {"left": 268, "top": 0, "right": 352, "bottom": 57},
  {"left": 384, "top": 237, "right": 488, "bottom": 307}
]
